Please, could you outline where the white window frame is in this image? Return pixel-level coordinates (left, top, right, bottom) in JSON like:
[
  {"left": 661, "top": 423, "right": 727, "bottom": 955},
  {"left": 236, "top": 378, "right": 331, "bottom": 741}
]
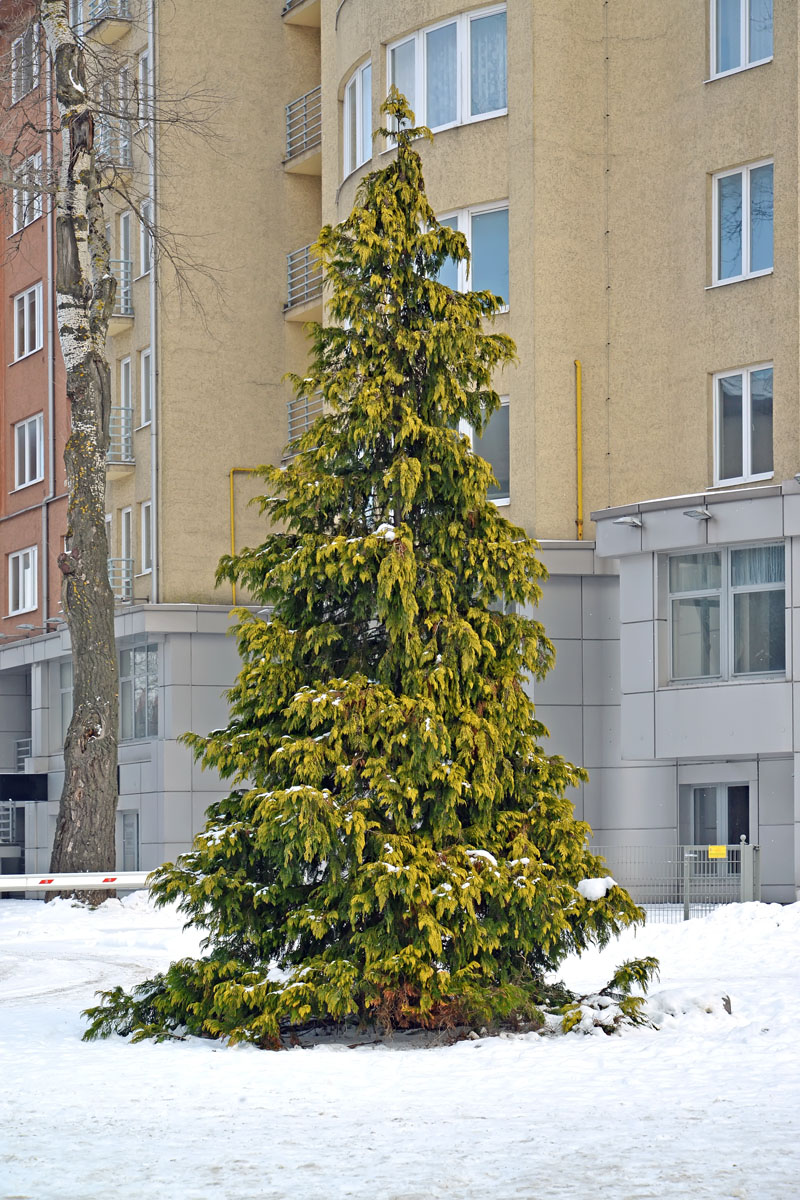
[
  {"left": 713, "top": 362, "right": 773, "bottom": 486},
  {"left": 119, "top": 643, "right": 159, "bottom": 741},
  {"left": 59, "top": 659, "right": 74, "bottom": 745},
  {"left": 140, "top": 501, "right": 152, "bottom": 574},
  {"left": 140, "top": 347, "right": 152, "bottom": 425},
  {"left": 8, "top": 546, "right": 37, "bottom": 615},
  {"left": 12, "top": 151, "right": 43, "bottom": 233},
  {"left": 459, "top": 395, "right": 510, "bottom": 505},
  {"left": 120, "top": 506, "right": 132, "bottom": 564},
  {"left": 710, "top": 0, "right": 773, "bottom": 80},
  {"left": 667, "top": 543, "right": 785, "bottom": 683},
  {"left": 11, "top": 24, "right": 39, "bottom": 105},
  {"left": 387, "top": 5, "right": 507, "bottom": 138},
  {"left": 437, "top": 202, "right": 510, "bottom": 309},
  {"left": 68, "top": 0, "right": 82, "bottom": 29},
  {"left": 343, "top": 59, "right": 372, "bottom": 178},
  {"left": 137, "top": 50, "right": 151, "bottom": 128},
  {"left": 712, "top": 159, "right": 774, "bottom": 285},
  {"left": 13, "top": 412, "right": 44, "bottom": 490},
  {"left": 139, "top": 199, "right": 152, "bottom": 276},
  {"left": 119, "top": 355, "right": 132, "bottom": 410},
  {"left": 13, "top": 282, "right": 43, "bottom": 361}
]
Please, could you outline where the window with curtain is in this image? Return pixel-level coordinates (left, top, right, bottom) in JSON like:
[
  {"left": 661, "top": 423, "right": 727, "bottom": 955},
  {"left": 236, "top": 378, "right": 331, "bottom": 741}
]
[
  {"left": 434, "top": 204, "right": 509, "bottom": 308},
  {"left": 387, "top": 6, "right": 507, "bottom": 137},
  {"left": 668, "top": 544, "right": 784, "bottom": 680},
  {"left": 714, "top": 364, "right": 773, "bottom": 484}
]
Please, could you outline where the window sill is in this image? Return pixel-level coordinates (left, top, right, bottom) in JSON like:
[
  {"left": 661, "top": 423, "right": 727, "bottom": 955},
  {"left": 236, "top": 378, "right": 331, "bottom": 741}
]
[
  {"left": 135, "top": 570, "right": 152, "bottom": 578},
  {"left": 706, "top": 269, "right": 773, "bottom": 290},
  {"left": 491, "top": 496, "right": 510, "bottom": 507},
  {"left": 380, "top": 110, "right": 508, "bottom": 157},
  {"left": 135, "top": 421, "right": 152, "bottom": 431},
  {"left": 8, "top": 608, "right": 37, "bottom": 618},
  {"left": 660, "top": 672, "right": 786, "bottom": 690},
  {"left": 10, "top": 86, "right": 40, "bottom": 106},
  {"left": 705, "top": 56, "right": 773, "bottom": 83},
  {"left": 7, "top": 216, "right": 43, "bottom": 240},
  {"left": 10, "top": 347, "right": 43, "bottom": 366},
  {"left": 710, "top": 472, "right": 774, "bottom": 489},
  {"left": 9, "top": 477, "right": 45, "bottom": 494},
  {"left": 134, "top": 270, "right": 151, "bottom": 282}
]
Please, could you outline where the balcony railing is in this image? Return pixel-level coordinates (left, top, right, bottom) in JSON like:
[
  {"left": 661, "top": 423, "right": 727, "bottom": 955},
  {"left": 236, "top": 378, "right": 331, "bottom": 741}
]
[
  {"left": 14, "top": 738, "right": 31, "bottom": 773},
  {"left": 286, "top": 244, "right": 322, "bottom": 311},
  {"left": 108, "top": 557, "right": 133, "bottom": 602},
  {"left": 288, "top": 392, "right": 324, "bottom": 444},
  {"left": 96, "top": 121, "right": 133, "bottom": 169},
  {"left": 88, "top": 0, "right": 130, "bottom": 21},
  {"left": 111, "top": 259, "right": 133, "bottom": 317},
  {"left": 286, "top": 86, "right": 322, "bottom": 161},
  {"left": 0, "top": 801, "right": 23, "bottom": 846},
  {"left": 108, "top": 406, "right": 134, "bottom": 464}
]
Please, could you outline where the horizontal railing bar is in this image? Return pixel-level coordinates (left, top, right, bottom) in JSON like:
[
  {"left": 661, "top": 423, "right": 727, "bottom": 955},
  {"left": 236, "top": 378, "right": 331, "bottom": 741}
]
[{"left": 0, "top": 871, "right": 149, "bottom": 892}]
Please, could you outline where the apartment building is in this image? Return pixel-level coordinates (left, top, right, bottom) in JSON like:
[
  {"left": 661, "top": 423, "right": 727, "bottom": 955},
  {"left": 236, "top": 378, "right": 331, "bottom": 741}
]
[{"left": 1, "top": 0, "right": 797, "bottom": 902}]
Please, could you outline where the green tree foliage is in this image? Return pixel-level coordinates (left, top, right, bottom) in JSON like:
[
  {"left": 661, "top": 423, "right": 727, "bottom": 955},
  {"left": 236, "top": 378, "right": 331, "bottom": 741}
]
[{"left": 85, "top": 94, "right": 647, "bottom": 1048}]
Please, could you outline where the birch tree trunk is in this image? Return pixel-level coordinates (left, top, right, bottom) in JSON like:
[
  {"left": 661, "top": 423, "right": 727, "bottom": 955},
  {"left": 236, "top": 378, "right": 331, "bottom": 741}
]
[{"left": 41, "top": 2, "right": 119, "bottom": 900}]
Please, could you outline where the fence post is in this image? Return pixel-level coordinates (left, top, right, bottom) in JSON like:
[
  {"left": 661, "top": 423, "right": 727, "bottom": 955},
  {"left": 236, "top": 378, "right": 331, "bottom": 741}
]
[
  {"left": 683, "top": 848, "right": 691, "bottom": 921},
  {"left": 740, "top": 835, "right": 752, "bottom": 902}
]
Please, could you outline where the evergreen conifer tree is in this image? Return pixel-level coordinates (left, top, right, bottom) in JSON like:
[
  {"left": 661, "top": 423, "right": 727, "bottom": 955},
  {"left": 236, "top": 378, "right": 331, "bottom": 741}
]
[{"left": 85, "top": 95, "right": 650, "bottom": 1047}]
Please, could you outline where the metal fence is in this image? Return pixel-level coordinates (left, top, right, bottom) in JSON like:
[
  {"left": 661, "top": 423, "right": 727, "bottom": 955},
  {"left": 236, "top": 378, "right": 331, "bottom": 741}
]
[
  {"left": 593, "top": 840, "right": 761, "bottom": 922},
  {"left": 286, "top": 244, "right": 323, "bottom": 310},
  {"left": 108, "top": 406, "right": 134, "bottom": 463},
  {"left": 107, "top": 557, "right": 134, "bottom": 602},
  {"left": 286, "top": 86, "right": 322, "bottom": 160},
  {"left": 111, "top": 259, "right": 133, "bottom": 316},
  {"left": 14, "top": 739, "right": 32, "bottom": 773},
  {"left": 88, "top": 0, "right": 131, "bottom": 21},
  {"left": 287, "top": 392, "right": 324, "bottom": 443}
]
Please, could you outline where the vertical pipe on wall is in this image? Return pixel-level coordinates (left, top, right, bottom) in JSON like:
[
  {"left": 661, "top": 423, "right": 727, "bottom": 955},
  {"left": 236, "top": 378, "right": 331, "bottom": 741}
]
[
  {"left": 148, "top": 0, "right": 159, "bottom": 603},
  {"left": 575, "top": 358, "right": 584, "bottom": 540},
  {"left": 44, "top": 49, "right": 57, "bottom": 619}
]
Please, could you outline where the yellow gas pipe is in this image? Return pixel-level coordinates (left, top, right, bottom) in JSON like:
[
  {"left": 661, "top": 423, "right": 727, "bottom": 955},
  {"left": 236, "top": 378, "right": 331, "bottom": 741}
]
[
  {"left": 229, "top": 468, "right": 257, "bottom": 604},
  {"left": 575, "top": 359, "right": 584, "bottom": 540}
]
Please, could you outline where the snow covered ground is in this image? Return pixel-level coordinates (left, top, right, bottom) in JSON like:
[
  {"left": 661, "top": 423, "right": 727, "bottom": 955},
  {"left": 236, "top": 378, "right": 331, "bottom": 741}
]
[{"left": 1, "top": 896, "right": 798, "bottom": 1200}]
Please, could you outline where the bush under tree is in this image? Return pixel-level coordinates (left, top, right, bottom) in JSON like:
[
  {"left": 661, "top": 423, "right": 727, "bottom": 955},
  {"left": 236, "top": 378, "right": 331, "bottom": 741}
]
[{"left": 85, "top": 95, "right": 653, "bottom": 1048}]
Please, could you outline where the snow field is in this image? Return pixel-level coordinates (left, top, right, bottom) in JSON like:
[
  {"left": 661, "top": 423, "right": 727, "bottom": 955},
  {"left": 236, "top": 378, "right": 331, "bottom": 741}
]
[{"left": 0, "top": 896, "right": 798, "bottom": 1200}]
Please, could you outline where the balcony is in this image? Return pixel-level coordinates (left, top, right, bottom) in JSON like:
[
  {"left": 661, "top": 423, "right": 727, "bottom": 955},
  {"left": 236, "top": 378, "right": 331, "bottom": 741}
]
[
  {"left": 87, "top": 0, "right": 132, "bottom": 43},
  {"left": 285, "top": 244, "right": 323, "bottom": 320},
  {"left": 108, "top": 557, "right": 133, "bottom": 602},
  {"left": 107, "top": 406, "right": 134, "bottom": 478},
  {"left": 285, "top": 86, "right": 322, "bottom": 174},
  {"left": 107, "top": 259, "right": 133, "bottom": 334},
  {"left": 0, "top": 801, "right": 23, "bottom": 846},
  {"left": 284, "top": 393, "right": 324, "bottom": 462},
  {"left": 14, "top": 738, "right": 31, "bottom": 774},
  {"left": 96, "top": 121, "right": 133, "bottom": 178},
  {"left": 281, "top": 0, "right": 320, "bottom": 27}
]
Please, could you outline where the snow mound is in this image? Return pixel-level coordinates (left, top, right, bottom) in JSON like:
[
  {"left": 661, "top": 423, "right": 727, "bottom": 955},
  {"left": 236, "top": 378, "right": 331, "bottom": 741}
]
[{"left": 577, "top": 875, "right": 616, "bottom": 900}]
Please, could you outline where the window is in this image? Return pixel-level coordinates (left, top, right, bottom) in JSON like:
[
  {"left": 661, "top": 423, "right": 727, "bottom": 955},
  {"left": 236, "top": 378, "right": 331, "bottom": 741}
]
[
  {"left": 711, "top": 0, "right": 772, "bottom": 77},
  {"left": 388, "top": 7, "right": 507, "bottom": 134},
  {"left": 59, "top": 660, "right": 74, "bottom": 744},
  {"left": 69, "top": 0, "right": 82, "bottom": 28},
  {"left": 12, "top": 152, "right": 43, "bottom": 233},
  {"left": 121, "top": 811, "right": 140, "bottom": 870},
  {"left": 436, "top": 204, "right": 509, "bottom": 306},
  {"left": 669, "top": 544, "right": 784, "bottom": 681},
  {"left": 11, "top": 24, "right": 39, "bottom": 104},
  {"left": 140, "top": 501, "right": 152, "bottom": 572},
  {"left": 121, "top": 506, "right": 132, "bottom": 564},
  {"left": 8, "top": 546, "right": 37, "bottom": 615},
  {"left": 140, "top": 348, "right": 152, "bottom": 424},
  {"left": 139, "top": 199, "right": 152, "bottom": 275},
  {"left": 119, "top": 356, "right": 132, "bottom": 410},
  {"left": 14, "top": 413, "right": 44, "bottom": 489},
  {"left": 714, "top": 364, "right": 772, "bottom": 484},
  {"left": 138, "top": 50, "right": 151, "bottom": 126},
  {"left": 460, "top": 397, "right": 509, "bottom": 504},
  {"left": 120, "top": 644, "right": 158, "bottom": 740},
  {"left": 13, "top": 283, "right": 43, "bottom": 361},
  {"left": 343, "top": 60, "right": 372, "bottom": 176},
  {"left": 713, "top": 160, "right": 773, "bottom": 283}
]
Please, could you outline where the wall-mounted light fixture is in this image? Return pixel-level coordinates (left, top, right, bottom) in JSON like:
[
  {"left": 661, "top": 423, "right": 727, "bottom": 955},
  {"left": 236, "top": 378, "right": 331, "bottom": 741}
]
[{"left": 683, "top": 508, "right": 712, "bottom": 521}]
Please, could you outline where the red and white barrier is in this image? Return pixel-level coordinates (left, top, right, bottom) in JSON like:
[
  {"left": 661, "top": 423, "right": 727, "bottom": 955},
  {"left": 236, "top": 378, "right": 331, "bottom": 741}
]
[{"left": 0, "top": 871, "right": 150, "bottom": 892}]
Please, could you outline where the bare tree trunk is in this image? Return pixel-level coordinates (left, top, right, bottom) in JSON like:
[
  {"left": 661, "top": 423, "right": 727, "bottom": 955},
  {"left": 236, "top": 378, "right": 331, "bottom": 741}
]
[{"left": 41, "top": 2, "right": 119, "bottom": 904}]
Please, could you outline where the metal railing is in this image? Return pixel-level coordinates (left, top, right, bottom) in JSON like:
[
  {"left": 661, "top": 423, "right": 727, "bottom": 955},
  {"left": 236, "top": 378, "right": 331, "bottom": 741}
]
[
  {"left": 14, "top": 738, "right": 32, "bottom": 772},
  {"left": 286, "top": 86, "right": 322, "bottom": 160},
  {"left": 88, "top": 0, "right": 131, "bottom": 20},
  {"left": 108, "top": 557, "right": 133, "bottom": 601},
  {"left": 0, "top": 802, "right": 22, "bottom": 846},
  {"left": 286, "top": 244, "right": 323, "bottom": 310},
  {"left": 593, "top": 840, "right": 761, "bottom": 922},
  {"left": 108, "top": 406, "right": 134, "bottom": 463},
  {"left": 288, "top": 392, "right": 324, "bottom": 443},
  {"left": 111, "top": 259, "right": 133, "bottom": 316},
  {"left": 96, "top": 123, "right": 133, "bottom": 168}
]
